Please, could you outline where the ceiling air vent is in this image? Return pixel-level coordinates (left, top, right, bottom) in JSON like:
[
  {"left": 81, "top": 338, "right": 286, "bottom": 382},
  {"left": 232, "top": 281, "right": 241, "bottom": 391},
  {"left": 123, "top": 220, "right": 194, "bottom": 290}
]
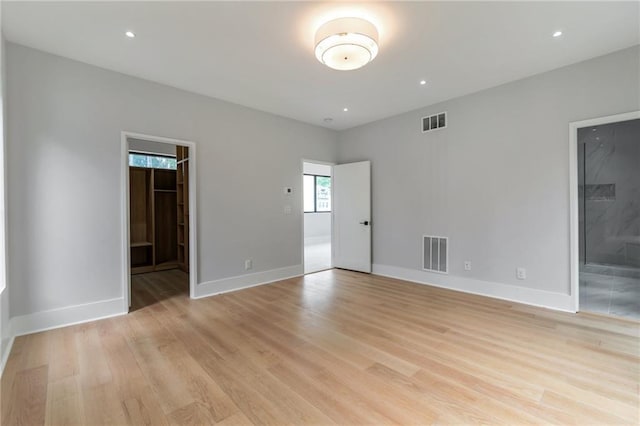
[
  {"left": 422, "top": 112, "right": 447, "bottom": 133},
  {"left": 423, "top": 235, "right": 448, "bottom": 274}
]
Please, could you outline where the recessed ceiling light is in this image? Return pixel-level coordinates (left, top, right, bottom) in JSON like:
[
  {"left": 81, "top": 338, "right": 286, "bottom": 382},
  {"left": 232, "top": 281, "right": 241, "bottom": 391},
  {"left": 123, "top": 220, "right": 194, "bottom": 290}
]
[
  {"left": 420, "top": 80, "right": 427, "bottom": 86},
  {"left": 552, "top": 31, "right": 563, "bottom": 38},
  {"left": 125, "top": 31, "right": 136, "bottom": 38},
  {"left": 343, "top": 107, "right": 349, "bottom": 112}
]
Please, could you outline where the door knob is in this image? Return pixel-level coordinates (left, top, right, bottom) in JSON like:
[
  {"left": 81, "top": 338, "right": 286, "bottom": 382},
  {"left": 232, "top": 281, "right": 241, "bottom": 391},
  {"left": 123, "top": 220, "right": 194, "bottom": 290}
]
[{"left": 359, "top": 220, "right": 369, "bottom": 226}]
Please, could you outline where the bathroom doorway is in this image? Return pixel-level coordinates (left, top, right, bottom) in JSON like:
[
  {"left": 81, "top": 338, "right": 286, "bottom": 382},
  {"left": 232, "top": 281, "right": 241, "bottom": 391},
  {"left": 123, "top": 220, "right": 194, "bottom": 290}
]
[{"left": 573, "top": 115, "right": 640, "bottom": 319}]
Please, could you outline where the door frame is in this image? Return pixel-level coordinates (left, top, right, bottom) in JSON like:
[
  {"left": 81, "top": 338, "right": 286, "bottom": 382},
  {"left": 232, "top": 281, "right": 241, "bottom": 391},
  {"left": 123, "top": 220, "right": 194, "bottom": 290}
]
[
  {"left": 568, "top": 110, "right": 639, "bottom": 312},
  {"left": 121, "top": 131, "right": 198, "bottom": 310},
  {"left": 301, "top": 159, "right": 335, "bottom": 274}
]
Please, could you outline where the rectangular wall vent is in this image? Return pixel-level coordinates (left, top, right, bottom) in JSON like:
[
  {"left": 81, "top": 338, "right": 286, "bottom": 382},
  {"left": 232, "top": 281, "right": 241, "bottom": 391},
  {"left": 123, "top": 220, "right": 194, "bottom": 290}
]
[
  {"left": 423, "top": 235, "right": 448, "bottom": 274},
  {"left": 422, "top": 112, "right": 447, "bottom": 133}
]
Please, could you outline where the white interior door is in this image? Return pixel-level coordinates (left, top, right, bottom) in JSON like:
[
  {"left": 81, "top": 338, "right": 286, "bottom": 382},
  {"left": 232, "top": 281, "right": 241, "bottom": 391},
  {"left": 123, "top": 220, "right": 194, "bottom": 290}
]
[{"left": 332, "top": 161, "right": 371, "bottom": 273}]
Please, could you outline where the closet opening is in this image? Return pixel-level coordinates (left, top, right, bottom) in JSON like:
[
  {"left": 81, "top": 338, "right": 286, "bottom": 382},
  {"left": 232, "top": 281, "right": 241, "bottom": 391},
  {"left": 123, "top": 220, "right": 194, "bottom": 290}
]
[{"left": 122, "top": 133, "right": 197, "bottom": 311}]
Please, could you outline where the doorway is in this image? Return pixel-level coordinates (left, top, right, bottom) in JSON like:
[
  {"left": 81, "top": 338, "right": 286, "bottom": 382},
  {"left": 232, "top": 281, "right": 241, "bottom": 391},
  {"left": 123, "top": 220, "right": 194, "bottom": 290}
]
[
  {"left": 570, "top": 112, "right": 640, "bottom": 320},
  {"left": 121, "top": 132, "right": 197, "bottom": 311},
  {"left": 303, "top": 161, "right": 333, "bottom": 274}
]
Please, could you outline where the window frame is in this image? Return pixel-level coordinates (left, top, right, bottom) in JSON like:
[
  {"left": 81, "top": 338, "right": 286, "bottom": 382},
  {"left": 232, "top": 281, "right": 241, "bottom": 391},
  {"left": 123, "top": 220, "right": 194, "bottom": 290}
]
[{"left": 304, "top": 173, "right": 331, "bottom": 213}]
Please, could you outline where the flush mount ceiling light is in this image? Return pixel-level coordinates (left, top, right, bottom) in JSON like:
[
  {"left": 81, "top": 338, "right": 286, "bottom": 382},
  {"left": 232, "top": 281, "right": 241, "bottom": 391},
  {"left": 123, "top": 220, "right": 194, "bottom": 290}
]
[{"left": 315, "top": 17, "right": 379, "bottom": 71}]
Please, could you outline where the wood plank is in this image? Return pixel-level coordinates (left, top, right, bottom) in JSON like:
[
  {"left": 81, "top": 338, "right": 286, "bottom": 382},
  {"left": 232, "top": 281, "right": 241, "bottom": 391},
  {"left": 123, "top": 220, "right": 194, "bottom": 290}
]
[
  {"left": 45, "top": 375, "right": 84, "bottom": 426},
  {"left": 75, "top": 325, "right": 112, "bottom": 390},
  {"left": 3, "top": 365, "right": 49, "bottom": 425}
]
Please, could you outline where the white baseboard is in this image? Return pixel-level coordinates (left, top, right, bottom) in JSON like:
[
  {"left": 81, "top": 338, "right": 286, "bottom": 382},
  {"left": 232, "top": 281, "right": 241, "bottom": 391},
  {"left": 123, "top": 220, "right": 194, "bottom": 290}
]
[
  {"left": 373, "top": 264, "right": 575, "bottom": 313},
  {"left": 194, "top": 265, "right": 303, "bottom": 299},
  {"left": 304, "top": 236, "right": 331, "bottom": 245},
  {"left": 10, "top": 297, "right": 127, "bottom": 337},
  {"left": 0, "top": 335, "right": 15, "bottom": 377}
]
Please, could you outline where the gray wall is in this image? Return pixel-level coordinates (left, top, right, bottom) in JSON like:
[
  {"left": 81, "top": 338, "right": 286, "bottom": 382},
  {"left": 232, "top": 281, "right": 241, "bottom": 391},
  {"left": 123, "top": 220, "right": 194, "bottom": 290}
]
[
  {"left": 338, "top": 46, "right": 640, "bottom": 296},
  {"left": 5, "top": 40, "right": 640, "bottom": 321},
  {"left": 579, "top": 119, "right": 640, "bottom": 267},
  {"left": 6, "top": 43, "right": 338, "bottom": 317},
  {"left": 128, "top": 138, "right": 176, "bottom": 157},
  {"left": 0, "top": 14, "right": 11, "bottom": 365}
]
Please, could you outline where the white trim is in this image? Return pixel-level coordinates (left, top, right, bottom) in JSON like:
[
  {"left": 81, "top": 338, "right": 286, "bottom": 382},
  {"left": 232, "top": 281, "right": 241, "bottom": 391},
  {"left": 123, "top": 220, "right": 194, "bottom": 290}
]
[
  {"left": 0, "top": 284, "right": 11, "bottom": 377},
  {"left": 194, "top": 265, "right": 302, "bottom": 299},
  {"left": 128, "top": 149, "right": 177, "bottom": 158},
  {"left": 9, "top": 297, "right": 126, "bottom": 337},
  {"left": 568, "top": 111, "right": 640, "bottom": 313},
  {"left": 121, "top": 131, "right": 199, "bottom": 309},
  {"left": 373, "top": 264, "right": 574, "bottom": 312},
  {"left": 0, "top": 336, "right": 14, "bottom": 377},
  {"left": 304, "top": 235, "right": 331, "bottom": 245}
]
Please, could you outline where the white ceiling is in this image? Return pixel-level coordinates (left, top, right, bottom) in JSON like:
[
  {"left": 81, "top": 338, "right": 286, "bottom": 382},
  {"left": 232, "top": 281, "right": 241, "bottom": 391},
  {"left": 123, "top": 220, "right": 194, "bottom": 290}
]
[{"left": 3, "top": 1, "right": 639, "bottom": 130}]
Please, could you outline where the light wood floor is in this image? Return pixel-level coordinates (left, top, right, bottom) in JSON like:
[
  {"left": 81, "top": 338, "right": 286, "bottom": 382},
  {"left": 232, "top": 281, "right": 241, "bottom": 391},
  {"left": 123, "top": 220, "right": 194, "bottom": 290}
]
[{"left": 2, "top": 269, "right": 639, "bottom": 425}]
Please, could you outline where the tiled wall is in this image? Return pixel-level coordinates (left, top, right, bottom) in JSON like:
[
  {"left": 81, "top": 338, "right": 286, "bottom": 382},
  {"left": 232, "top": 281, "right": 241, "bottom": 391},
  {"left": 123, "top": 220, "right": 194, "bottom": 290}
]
[{"left": 578, "top": 118, "right": 640, "bottom": 268}]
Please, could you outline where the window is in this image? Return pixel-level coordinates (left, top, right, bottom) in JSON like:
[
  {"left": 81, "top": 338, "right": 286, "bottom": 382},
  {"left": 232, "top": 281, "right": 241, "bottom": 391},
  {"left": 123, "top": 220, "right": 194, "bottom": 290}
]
[
  {"left": 304, "top": 174, "right": 331, "bottom": 213},
  {"left": 129, "top": 152, "right": 177, "bottom": 170}
]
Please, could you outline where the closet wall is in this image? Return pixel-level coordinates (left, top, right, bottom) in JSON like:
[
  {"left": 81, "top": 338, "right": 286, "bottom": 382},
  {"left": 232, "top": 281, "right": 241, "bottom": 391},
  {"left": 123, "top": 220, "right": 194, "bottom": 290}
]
[
  {"left": 176, "top": 146, "right": 190, "bottom": 273},
  {"left": 130, "top": 166, "right": 179, "bottom": 274}
]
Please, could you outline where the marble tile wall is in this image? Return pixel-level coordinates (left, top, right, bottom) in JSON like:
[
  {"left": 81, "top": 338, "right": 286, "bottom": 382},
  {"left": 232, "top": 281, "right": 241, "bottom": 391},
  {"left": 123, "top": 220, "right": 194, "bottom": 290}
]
[{"left": 578, "top": 118, "right": 640, "bottom": 268}]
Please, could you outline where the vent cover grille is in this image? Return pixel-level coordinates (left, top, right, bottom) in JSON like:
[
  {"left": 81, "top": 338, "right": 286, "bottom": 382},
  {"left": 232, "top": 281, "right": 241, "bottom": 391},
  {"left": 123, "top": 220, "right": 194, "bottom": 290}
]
[
  {"left": 422, "top": 112, "right": 447, "bottom": 132},
  {"left": 423, "top": 235, "right": 448, "bottom": 274}
]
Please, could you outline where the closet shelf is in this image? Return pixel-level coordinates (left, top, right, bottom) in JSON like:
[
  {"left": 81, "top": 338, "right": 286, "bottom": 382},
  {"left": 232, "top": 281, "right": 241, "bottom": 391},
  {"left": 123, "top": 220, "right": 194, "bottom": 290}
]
[
  {"left": 131, "top": 241, "right": 152, "bottom": 248},
  {"left": 176, "top": 145, "right": 190, "bottom": 273}
]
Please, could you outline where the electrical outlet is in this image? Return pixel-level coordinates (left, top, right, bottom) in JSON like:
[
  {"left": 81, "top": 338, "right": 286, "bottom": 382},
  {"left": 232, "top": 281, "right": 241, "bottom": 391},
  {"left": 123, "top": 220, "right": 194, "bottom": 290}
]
[
  {"left": 245, "top": 259, "right": 252, "bottom": 270},
  {"left": 516, "top": 267, "right": 526, "bottom": 280},
  {"left": 464, "top": 261, "right": 472, "bottom": 271},
  {"left": 284, "top": 205, "right": 292, "bottom": 214}
]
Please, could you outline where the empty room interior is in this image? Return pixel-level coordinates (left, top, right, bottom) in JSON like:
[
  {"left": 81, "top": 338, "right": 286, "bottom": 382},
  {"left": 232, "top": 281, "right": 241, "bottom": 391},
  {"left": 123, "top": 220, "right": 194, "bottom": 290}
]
[{"left": 0, "top": 1, "right": 638, "bottom": 425}]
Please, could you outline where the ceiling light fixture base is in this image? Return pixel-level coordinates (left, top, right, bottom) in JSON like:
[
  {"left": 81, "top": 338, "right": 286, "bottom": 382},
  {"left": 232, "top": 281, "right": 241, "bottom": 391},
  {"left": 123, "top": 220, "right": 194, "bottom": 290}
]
[{"left": 314, "top": 17, "right": 379, "bottom": 71}]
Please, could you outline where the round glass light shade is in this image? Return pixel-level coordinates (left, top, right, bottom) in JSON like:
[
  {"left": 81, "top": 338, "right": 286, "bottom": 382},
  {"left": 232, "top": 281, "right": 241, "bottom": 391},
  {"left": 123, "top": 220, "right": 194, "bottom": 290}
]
[{"left": 314, "top": 17, "right": 379, "bottom": 71}]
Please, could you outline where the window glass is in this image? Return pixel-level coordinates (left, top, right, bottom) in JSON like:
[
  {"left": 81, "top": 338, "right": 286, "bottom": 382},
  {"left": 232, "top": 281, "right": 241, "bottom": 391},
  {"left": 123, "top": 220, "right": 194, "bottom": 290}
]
[
  {"left": 316, "top": 176, "right": 331, "bottom": 212},
  {"left": 304, "top": 174, "right": 331, "bottom": 213},
  {"left": 129, "top": 153, "right": 177, "bottom": 170}
]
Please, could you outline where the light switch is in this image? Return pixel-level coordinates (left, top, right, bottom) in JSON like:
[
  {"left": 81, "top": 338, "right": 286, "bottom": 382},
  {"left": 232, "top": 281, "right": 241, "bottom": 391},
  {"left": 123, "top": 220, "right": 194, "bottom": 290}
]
[{"left": 284, "top": 205, "right": 292, "bottom": 214}]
